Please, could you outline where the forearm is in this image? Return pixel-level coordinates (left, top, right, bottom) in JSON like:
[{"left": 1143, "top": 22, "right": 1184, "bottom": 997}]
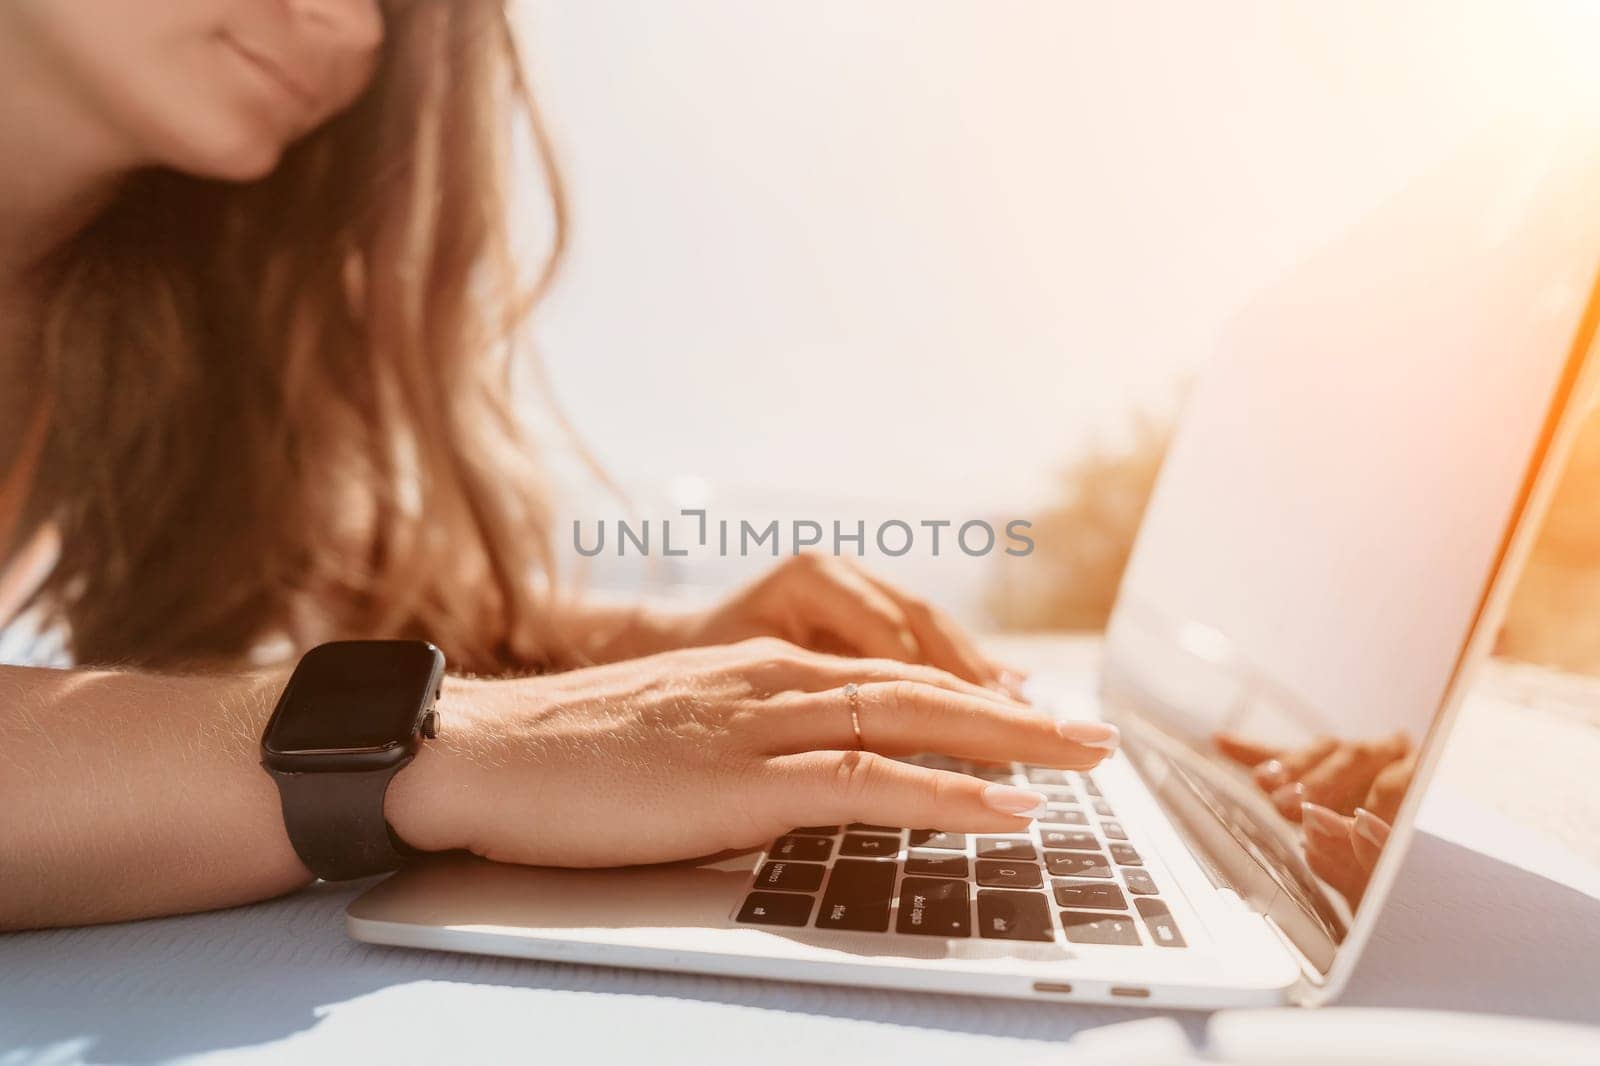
[
  {"left": 541, "top": 594, "right": 697, "bottom": 668},
  {"left": 0, "top": 664, "right": 311, "bottom": 930}
]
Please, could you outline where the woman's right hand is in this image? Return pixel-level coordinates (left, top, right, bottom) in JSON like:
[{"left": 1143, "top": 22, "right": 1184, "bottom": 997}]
[
  {"left": 385, "top": 637, "right": 1120, "bottom": 869},
  {"left": 1213, "top": 730, "right": 1413, "bottom": 822},
  {"left": 1300, "top": 803, "right": 1392, "bottom": 906}
]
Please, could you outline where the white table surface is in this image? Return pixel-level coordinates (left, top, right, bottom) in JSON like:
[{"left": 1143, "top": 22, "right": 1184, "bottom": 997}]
[{"left": 5, "top": 643, "right": 1598, "bottom": 1064}]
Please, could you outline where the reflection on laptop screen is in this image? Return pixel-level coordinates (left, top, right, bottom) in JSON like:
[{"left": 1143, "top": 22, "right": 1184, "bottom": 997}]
[{"left": 1100, "top": 113, "right": 1600, "bottom": 975}]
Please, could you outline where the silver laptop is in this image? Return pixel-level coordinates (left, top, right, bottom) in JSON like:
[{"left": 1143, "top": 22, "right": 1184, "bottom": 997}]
[{"left": 348, "top": 111, "right": 1600, "bottom": 1009}]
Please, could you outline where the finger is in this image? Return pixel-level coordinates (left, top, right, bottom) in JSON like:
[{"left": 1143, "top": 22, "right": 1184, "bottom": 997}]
[
  {"left": 983, "top": 657, "right": 1032, "bottom": 700},
  {"left": 991, "top": 659, "right": 1031, "bottom": 681},
  {"left": 784, "top": 562, "right": 921, "bottom": 663},
  {"left": 764, "top": 681, "right": 1119, "bottom": 769},
  {"left": 1271, "top": 782, "right": 1305, "bottom": 820},
  {"left": 1298, "top": 734, "right": 1410, "bottom": 816},
  {"left": 1213, "top": 731, "right": 1284, "bottom": 769},
  {"left": 1351, "top": 808, "right": 1391, "bottom": 871},
  {"left": 776, "top": 647, "right": 1027, "bottom": 707},
  {"left": 1261, "top": 737, "right": 1339, "bottom": 807},
  {"left": 1300, "top": 803, "right": 1369, "bottom": 904},
  {"left": 1362, "top": 751, "right": 1416, "bottom": 823},
  {"left": 996, "top": 668, "right": 1030, "bottom": 702},
  {"left": 815, "top": 682, "right": 1119, "bottom": 765},
  {"left": 761, "top": 749, "right": 1050, "bottom": 833},
  {"left": 1279, "top": 737, "right": 1341, "bottom": 778},
  {"left": 856, "top": 567, "right": 997, "bottom": 688}
]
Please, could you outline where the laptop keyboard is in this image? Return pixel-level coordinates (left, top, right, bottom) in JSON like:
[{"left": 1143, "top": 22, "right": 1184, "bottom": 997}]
[{"left": 734, "top": 761, "right": 1187, "bottom": 949}]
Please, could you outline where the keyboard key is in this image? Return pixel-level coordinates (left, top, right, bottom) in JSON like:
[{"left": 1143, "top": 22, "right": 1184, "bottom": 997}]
[
  {"left": 791, "top": 826, "right": 840, "bottom": 836},
  {"left": 1038, "top": 807, "right": 1089, "bottom": 826},
  {"left": 1122, "top": 869, "right": 1158, "bottom": 895},
  {"left": 905, "top": 851, "right": 970, "bottom": 878},
  {"left": 976, "top": 837, "right": 1037, "bottom": 861},
  {"left": 1053, "top": 880, "right": 1128, "bottom": 910},
  {"left": 1110, "top": 844, "right": 1142, "bottom": 866},
  {"left": 1034, "top": 784, "right": 1078, "bottom": 802},
  {"left": 848, "top": 823, "right": 901, "bottom": 833},
  {"left": 977, "top": 890, "right": 1055, "bottom": 941},
  {"left": 1060, "top": 910, "right": 1141, "bottom": 945},
  {"left": 1039, "top": 830, "right": 1099, "bottom": 852},
  {"left": 1100, "top": 821, "right": 1128, "bottom": 841},
  {"left": 1080, "top": 775, "right": 1103, "bottom": 798},
  {"left": 907, "top": 830, "right": 967, "bottom": 851},
  {"left": 816, "top": 859, "right": 897, "bottom": 932},
  {"left": 1135, "top": 897, "right": 1187, "bottom": 948},
  {"left": 1091, "top": 800, "right": 1114, "bottom": 817},
  {"left": 976, "top": 860, "right": 1043, "bottom": 889},
  {"left": 1024, "top": 769, "right": 1072, "bottom": 786},
  {"left": 1046, "top": 851, "right": 1112, "bottom": 879},
  {"left": 738, "top": 891, "right": 814, "bottom": 927},
  {"left": 972, "top": 766, "right": 1017, "bottom": 782},
  {"left": 840, "top": 833, "right": 900, "bottom": 858},
  {"left": 755, "top": 861, "right": 826, "bottom": 893},
  {"left": 896, "top": 877, "right": 971, "bottom": 937},
  {"left": 771, "top": 834, "right": 833, "bottom": 862}
]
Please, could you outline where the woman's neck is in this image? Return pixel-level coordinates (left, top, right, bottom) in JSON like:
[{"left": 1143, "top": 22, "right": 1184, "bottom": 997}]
[
  {"left": 0, "top": 126, "right": 124, "bottom": 299},
  {"left": 0, "top": 32, "right": 133, "bottom": 296},
  {"left": 0, "top": 35, "right": 134, "bottom": 472}
]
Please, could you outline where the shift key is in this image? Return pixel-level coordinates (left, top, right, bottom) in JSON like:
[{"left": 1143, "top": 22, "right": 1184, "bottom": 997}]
[{"left": 816, "top": 860, "right": 896, "bottom": 932}]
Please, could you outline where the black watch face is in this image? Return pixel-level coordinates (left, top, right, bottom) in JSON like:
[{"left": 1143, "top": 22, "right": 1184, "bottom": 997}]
[{"left": 264, "top": 641, "right": 442, "bottom": 755}]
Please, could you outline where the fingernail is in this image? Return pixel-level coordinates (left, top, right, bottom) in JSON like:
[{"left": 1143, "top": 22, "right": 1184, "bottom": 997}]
[
  {"left": 1354, "top": 808, "right": 1390, "bottom": 848},
  {"left": 989, "top": 676, "right": 1032, "bottom": 706},
  {"left": 1059, "top": 721, "right": 1120, "bottom": 751},
  {"left": 982, "top": 784, "right": 1050, "bottom": 817},
  {"left": 1272, "top": 781, "right": 1306, "bottom": 818},
  {"left": 999, "top": 670, "right": 1030, "bottom": 700},
  {"left": 1253, "top": 759, "right": 1287, "bottom": 790},
  {"left": 1300, "top": 802, "right": 1347, "bottom": 838}
]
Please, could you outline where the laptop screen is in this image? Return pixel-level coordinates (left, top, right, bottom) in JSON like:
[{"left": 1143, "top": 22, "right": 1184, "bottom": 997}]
[{"left": 1099, "top": 112, "right": 1600, "bottom": 978}]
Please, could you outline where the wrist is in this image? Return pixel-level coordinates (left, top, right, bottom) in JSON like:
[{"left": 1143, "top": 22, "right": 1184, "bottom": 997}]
[
  {"left": 383, "top": 680, "right": 488, "bottom": 854},
  {"left": 626, "top": 602, "right": 703, "bottom": 655},
  {"left": 580, "top": 599, "right": 702, "bottom": 661}
]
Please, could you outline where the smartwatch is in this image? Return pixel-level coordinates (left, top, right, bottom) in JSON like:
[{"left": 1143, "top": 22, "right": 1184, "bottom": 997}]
[{"left": 260, "top": 640, "right": 445, "bottom": 881}]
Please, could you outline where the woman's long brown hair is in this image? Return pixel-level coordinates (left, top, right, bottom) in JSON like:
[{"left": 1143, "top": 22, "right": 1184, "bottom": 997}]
[{"left": 21, "top": 2, "right": 567, "bottom": 672}]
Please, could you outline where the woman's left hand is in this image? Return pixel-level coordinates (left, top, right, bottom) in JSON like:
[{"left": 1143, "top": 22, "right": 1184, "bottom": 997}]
[{"left": 669, "top": 555, "right": 1024, "bottom": 697}]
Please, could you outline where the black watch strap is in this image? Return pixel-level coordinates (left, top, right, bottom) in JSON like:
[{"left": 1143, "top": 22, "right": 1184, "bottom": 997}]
[
  {"left": 271, "top": 763, "right": 417, "bottom": 881},
  {"left": 260, "top": 640, "right": 444, "bottom": 882}
]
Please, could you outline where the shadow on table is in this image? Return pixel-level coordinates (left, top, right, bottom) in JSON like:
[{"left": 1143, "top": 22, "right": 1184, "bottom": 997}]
[
  {"left": 1340, "top": 830, "right": 1600, "bottom": 1021},
  {"left": 3, "top": 831, "right": 1595, "bottom": 1063},
  {"left": 0, "top": 875, "right": 1197, "bottom": 1063}
]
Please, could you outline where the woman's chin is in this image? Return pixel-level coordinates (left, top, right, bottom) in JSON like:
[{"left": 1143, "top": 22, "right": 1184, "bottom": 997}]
[
  {"left": 193, "top": 143, "right": 286, "bottom": 184},
  {"left": 157, "top": 123, "right": 290, "bottom": 184}
]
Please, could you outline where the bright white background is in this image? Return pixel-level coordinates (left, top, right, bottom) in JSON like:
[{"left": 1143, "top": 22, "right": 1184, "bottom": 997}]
[{"left": 514, "top": 0, "right": 1598, "bottom": 613}]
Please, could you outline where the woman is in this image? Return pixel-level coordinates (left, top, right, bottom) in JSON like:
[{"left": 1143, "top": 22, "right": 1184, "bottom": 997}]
[{"left": 0, "top": 0, "right": 1118, "bottom": 930}]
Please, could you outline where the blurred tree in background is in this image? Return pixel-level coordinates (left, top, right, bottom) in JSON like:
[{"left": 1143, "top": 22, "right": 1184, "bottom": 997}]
[
  {"left": 990, "top": 403, "right": 1600, "bottom": 678},
  {"left": 987, "top": 414, "right": 1171, "bottom": 632},
  {"left": 1499, "top": 403, "right": 1600, "bottom": 674}
]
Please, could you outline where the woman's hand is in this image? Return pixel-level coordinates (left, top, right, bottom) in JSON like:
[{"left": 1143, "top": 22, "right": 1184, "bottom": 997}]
[
  {"left": 1212, "top": 730, "right": 1411, "bottom": 906},
  {"left": 1213, "top": 730, "right": 1414, "bottom": 821},
  {"left": 1300, "top": 803, "right": 1392, "bottom": 906},
  {"left": 662, "top": 555, "right": 1023, "bottom": 695},
  {"left": 386, "top": 637, "right": 1118, "bottom": 869}
]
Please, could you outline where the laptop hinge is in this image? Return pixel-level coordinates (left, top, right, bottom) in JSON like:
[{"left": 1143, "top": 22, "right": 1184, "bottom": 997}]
[{"left": 1110, "top": 713, "right": 1339, "bottom": 986}]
